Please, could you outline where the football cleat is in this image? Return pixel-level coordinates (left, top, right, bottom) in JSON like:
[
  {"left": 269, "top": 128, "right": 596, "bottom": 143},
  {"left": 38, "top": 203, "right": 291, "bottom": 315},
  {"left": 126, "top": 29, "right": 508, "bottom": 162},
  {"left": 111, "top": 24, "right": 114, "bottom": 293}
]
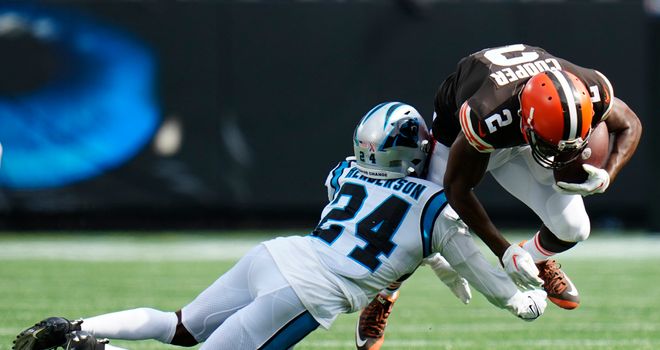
[
  {"left": 537, "top": 259, "right": 580, "bottom": 310},
  {"left": 13, "top": 317, "right": 82, "bottom": 350},
  {"left": 63, "top": 331, "right": 108, "bottom": 350},
  {"left": 355, "top": 292, "right": 399, "bottom": 350}
]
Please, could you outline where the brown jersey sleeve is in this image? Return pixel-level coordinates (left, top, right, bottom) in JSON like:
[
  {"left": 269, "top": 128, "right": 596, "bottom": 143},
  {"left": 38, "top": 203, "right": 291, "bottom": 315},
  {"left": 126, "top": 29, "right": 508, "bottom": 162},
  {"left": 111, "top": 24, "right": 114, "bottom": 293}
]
[
  {"left": 591, "top": 70, "right": 615, "bottom": 123},
  {"left": 458, "top": 101, "right": 496, "bottom": 153}
]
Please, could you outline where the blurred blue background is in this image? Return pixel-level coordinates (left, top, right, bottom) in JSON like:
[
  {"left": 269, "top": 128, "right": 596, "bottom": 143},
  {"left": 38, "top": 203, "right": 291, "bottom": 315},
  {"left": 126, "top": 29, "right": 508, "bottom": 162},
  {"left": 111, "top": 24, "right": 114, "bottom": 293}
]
[{"left": 0, "top": 0, "right": 655, "bottom": 232}]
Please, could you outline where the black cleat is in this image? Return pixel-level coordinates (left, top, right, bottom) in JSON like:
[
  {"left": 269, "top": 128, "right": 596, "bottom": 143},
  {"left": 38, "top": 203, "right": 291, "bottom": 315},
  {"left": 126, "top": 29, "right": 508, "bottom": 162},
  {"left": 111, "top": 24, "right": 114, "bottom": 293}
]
[
  {"left": 13, "top": 317, "right": 82, "bottom": 350},
  {"left": 63, "top": 331, "right": 108, "bottom": 350}
]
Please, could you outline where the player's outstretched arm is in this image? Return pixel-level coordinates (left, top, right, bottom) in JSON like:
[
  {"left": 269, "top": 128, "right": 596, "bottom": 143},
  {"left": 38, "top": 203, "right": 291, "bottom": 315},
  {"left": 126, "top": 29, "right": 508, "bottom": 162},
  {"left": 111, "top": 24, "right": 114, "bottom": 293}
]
[
  {"left": 444, "top": 134, "right": 542, "bottom": 289},
  {"left": 435, "top": 221, "right": 546, "bottom": 321}
]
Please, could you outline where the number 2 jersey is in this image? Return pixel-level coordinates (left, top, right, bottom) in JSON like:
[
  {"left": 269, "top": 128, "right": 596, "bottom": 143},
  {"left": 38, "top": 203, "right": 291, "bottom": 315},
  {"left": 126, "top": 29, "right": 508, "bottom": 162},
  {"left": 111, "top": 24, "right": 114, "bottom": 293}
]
[
  {"left": 431, "top": 44, "right": 615, "bottom": 152},
  {"left": 263, "top": 157, "right": 468, "bottom": 328}
]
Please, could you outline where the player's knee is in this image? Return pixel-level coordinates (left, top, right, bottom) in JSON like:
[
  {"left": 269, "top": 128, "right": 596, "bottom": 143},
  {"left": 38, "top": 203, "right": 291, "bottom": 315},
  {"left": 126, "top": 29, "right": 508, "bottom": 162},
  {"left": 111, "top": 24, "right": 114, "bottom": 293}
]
[
  {"left": 171, "top": 310, "right": 199, "bottom": 347},
  {"left": 549, "top": 212, "right": 590, "bottom": 242},
  {"left": 171, "top": 324, "right": 198, "bottom": 347}
]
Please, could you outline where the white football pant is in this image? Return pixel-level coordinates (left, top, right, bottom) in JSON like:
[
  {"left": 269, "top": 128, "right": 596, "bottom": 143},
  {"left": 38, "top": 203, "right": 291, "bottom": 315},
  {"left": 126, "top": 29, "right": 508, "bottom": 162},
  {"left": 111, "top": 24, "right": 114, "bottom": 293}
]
[
  {"left": 181, "top": 244, "right": 319, "bottom": 349},
  {"left": 427, "top": 142, "right": 589, "bottom": 243}
]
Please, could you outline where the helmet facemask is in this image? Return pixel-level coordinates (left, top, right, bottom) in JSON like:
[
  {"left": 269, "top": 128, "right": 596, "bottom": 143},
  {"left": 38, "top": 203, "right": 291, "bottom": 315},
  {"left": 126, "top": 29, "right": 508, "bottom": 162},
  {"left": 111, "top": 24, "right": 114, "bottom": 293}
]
[{"left": 523, "top": 123, "right": 590, "bottom": 169}]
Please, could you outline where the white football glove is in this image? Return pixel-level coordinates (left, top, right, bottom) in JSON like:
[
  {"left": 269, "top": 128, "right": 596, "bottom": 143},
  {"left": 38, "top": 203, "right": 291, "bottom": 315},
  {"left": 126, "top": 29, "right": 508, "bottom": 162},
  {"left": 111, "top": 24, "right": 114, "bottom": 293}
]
[
  {"left": 554, "top": 164, "right": 610, "bottom": 196},
  {"left": 424, "top": 254, "right": 472, "bottom": 304},
  {"left": 505, "top": 290, "right": 547, "bottom": 321},
  {"left": 501, "top": 245, "right": 543, "bottom": 290}
]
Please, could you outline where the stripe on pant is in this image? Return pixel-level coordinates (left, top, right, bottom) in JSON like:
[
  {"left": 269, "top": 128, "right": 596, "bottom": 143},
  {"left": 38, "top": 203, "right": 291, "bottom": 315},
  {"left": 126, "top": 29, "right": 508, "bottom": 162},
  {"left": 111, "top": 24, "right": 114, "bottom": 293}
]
[{"left": 258, "top": 311, "right": 320, "bottom": 349}]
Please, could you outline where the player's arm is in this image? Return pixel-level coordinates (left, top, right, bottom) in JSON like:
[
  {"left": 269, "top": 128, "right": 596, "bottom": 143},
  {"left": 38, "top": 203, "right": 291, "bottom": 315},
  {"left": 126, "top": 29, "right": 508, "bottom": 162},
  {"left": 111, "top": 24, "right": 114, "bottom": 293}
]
[
  {"left": 602, "top": 97, "right": 642, "bottom": 183},
  {"left": 444, "top": 133, "right": 509, "bottom": 257},
  {"left": 445, "top": 134, "right": 542, "bottom": 288},
  {"left": 433, "top": 215, "right": 546, "bottom": 321}
]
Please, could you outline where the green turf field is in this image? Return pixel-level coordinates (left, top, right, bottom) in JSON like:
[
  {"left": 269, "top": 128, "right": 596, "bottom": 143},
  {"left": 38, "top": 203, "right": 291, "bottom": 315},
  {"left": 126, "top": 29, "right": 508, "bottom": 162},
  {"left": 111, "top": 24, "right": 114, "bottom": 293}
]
[{"left": 1, "top": 232, "right": 659, "bottom": 350}]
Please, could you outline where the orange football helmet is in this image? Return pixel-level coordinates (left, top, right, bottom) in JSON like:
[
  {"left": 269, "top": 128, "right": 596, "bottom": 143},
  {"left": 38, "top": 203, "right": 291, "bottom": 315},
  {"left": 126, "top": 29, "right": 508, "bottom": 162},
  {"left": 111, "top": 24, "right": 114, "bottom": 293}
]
[{"left": 519, "top": 70, "right": 594, "bottom": 169}]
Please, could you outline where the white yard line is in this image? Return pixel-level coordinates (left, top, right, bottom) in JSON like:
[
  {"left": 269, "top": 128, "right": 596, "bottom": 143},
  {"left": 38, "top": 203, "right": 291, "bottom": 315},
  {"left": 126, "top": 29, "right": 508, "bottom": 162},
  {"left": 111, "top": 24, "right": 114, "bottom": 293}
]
[
  {"left": 299, "top": 338, "right": 660, "bottom": 348},
  {"left": 0, "top": 234, "right": 658, "bottom": 261},
  {"left": 0, "top": 238, "right": 262, "bottom": 261}
]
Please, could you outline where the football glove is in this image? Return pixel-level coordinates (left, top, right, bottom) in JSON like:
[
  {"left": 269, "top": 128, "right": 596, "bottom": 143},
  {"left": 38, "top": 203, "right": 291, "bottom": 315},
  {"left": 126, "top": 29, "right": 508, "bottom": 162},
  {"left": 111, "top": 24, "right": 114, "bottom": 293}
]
[
  {"left": 502, "top": 245, "right": 543, "bottom": 290},
  {"left": 554, "top": 164, "right": 610, "bottom": 196},
  {"left": 424, "top": 254, "right": 472, "bottom": 304},
  {"left": 505, "top": 290, "right": 547, "bottom": 321}
]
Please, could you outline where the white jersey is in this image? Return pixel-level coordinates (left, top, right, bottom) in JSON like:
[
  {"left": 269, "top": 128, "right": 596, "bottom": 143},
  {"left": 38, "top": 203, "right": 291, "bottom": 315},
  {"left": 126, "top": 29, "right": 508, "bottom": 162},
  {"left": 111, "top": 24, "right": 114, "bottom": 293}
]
[
  {"left": 313, "top": 157, "right": 449, "bottom": 290},
  {"left": 265, "top": 157, "right": 462, "bottom": 327}
]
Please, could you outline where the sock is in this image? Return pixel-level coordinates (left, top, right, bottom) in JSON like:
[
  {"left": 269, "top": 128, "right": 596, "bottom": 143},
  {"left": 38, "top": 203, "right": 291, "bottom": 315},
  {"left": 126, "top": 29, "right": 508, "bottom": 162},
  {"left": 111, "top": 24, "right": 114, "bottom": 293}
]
[
  {"left": 379, "top": 288, "right": 400, "bottom": 299},
  {"left": 522, "top": 232, "right": 556, "bottom": 263},
  {"left": 105, "top": 345, "right": 129, "bottom": 350},
  {"left": 81, "top": 308, "right": 177, "bottom": 344}
]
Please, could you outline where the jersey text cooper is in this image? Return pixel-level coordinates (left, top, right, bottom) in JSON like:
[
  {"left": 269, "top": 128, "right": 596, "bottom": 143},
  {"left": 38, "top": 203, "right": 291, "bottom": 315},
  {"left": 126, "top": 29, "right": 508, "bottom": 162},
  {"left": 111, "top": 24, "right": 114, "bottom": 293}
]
[{"left": 490, "top": 58, "right": 562, "bottom": 86}]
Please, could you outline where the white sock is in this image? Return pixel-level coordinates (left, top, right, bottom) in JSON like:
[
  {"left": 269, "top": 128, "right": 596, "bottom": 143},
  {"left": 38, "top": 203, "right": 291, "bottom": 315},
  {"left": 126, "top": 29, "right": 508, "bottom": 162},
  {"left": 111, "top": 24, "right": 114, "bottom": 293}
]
[
  {"left": 81, "top": 308, "right": 177, "bottom": 344},
  {"left": 104, "top": 344, "right": 129, "bottom": 350},
  {"left": 522, "top": 232, "right": 556, "bottom": 263},
  {"left": 379, "top": 289, "right": 400, "bottom": 299}
]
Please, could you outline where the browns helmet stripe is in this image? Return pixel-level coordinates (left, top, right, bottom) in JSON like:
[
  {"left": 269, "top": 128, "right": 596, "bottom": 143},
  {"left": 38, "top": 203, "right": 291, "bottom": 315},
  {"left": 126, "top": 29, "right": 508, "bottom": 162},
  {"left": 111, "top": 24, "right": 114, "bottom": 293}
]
[{"left": 547, "top": 70, "right": 580, "bottom": 140}]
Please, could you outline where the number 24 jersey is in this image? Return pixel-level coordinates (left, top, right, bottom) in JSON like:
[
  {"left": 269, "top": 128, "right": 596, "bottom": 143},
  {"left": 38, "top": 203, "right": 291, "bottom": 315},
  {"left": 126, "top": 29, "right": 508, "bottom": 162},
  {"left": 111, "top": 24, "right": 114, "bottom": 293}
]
[
  {"left": 310, "top": 157, "right": 452, "bottom": 292},
  {"left": 263, "top": 158, "right": 457, "bottom": 327}
]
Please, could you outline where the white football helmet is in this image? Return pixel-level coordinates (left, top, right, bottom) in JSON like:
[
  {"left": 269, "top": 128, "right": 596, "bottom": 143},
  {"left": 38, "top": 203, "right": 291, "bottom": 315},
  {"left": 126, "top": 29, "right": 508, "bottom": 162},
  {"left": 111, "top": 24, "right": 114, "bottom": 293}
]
[{"left": 353, "top": 102, "right": 431, "bottom": 179}]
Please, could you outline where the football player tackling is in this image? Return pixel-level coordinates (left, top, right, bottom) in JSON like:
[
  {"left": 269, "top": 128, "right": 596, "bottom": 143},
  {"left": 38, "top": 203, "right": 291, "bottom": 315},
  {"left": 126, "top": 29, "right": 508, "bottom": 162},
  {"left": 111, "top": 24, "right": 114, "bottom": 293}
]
[
  {"left": 356, "top": 44, "right": 642, "bottom": 350},
  {"left": 13, "top": 102, "right": 547, "bottom": 350}
]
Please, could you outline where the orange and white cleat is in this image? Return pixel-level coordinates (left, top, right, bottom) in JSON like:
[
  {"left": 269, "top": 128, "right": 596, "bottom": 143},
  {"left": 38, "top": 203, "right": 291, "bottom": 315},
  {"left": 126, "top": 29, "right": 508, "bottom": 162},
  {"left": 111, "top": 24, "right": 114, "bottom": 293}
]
[
  {"left": 537, "top": 259, "right": 580, "bottom": 310},
  {"left": 355, "top": 292, "right": 399, "bottom": 350}
]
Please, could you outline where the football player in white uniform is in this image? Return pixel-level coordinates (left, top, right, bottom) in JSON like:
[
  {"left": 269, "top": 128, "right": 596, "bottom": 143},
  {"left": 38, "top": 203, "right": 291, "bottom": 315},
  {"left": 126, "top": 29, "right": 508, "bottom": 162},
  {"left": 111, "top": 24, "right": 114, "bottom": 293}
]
[{"left": 13, "top": 102, "right": 547, "bottom": 350}]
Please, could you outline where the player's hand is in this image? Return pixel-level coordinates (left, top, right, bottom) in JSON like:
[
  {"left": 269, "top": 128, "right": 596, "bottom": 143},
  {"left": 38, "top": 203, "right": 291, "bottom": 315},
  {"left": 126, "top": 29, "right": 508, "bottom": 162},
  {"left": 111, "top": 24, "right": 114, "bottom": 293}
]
[
  {"left": 554, "top": 164, "right": 610, "bottom": 196},
  {"left": 425, "top": 254, "right": 472, "bottom": 304},
  {"left": 501, "top": 245, "right": 543, "bottom": 290},
  {"left": 506, "top": 290, "right": 547, "bottom": 321}
]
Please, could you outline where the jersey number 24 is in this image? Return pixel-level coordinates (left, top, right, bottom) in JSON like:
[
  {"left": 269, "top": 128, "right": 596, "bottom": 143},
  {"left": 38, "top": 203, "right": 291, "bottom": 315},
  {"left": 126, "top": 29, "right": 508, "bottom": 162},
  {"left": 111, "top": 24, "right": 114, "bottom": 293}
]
[{"left": 312, "top": 183, "right": 410, "bottom": 272}]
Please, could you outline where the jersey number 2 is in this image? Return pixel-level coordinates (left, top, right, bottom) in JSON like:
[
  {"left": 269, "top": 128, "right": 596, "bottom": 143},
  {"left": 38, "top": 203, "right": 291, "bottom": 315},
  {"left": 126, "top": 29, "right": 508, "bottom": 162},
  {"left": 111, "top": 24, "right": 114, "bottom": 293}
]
[{"left": 312, "top": 183, "right": 410, "bottom": 272}]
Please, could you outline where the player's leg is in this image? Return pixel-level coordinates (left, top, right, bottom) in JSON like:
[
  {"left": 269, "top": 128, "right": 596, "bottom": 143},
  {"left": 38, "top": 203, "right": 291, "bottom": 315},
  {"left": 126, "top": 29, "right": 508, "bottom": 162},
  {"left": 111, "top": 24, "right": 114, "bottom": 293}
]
[
  {"left": 81, "top": 245, "right": 268, "bottom": 346},
  {"left": 489, "top": 147, "right": 586, "bottom": 309},
  {"left": 200, "top": 285, "right": 319, "bottom": 349},
  {"left": 488, "top": 148, "right": 590, "bottom": 254},
  {"left": 199, "top": 246, "right": 320, "bottom": 349},
  {"left": 80, "top": 308, "right": 177, "bottom": 343},
  {"left": 173, "top": 244, "right": 273, "bottom": 345},
  {"left": 13, "top": 245, "right": 265, "bottom": 350}
]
